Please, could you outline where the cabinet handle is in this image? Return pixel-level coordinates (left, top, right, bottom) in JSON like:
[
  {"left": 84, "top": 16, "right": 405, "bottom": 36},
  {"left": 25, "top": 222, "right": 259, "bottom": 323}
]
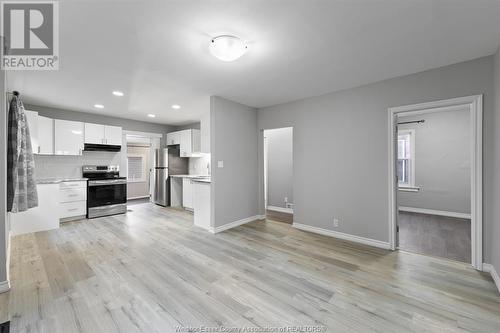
[{"left": 68, "top": 208, "right": 78, "bottom": 211}]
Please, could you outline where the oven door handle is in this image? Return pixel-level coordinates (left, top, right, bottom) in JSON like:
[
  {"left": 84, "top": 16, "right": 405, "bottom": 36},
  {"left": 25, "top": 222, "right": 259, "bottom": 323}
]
[{"left": 88, "top": 180, "right": 127, "bottom": 186}]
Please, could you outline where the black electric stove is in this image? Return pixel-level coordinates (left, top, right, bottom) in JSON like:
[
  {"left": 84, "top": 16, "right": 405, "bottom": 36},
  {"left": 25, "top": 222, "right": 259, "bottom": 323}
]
[{"left": 83, "top": 165, "right": 127, "bottom": 218}]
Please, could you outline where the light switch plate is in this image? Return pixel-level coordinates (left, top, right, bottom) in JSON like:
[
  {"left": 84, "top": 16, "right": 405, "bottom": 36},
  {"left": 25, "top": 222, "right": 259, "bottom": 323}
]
[{"left": 217, "top": 160, "right": 224, "bottom": 168}]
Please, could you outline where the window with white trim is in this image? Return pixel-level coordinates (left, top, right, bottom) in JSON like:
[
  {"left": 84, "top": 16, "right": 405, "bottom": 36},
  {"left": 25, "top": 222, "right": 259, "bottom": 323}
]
[
  {"left": 397, "top": 129, "right": 415, "bottom": 188},
  {"left": 127, "top": 155, "right": 146, "bottom": 182}
]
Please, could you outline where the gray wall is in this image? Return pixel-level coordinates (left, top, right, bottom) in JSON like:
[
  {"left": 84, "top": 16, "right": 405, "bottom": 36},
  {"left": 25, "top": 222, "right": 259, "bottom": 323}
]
[
  {"left": 398, "top": 109, "right": 471, "bottom": 214},
  {"left": 492, "top": 47, "right": 500, "bottom": 273},
  {"left": 174, "top": 122, "right": 200, "bottom": 131},
  {"left": 210, "top": 96, "right": 259, "bottom": 228},
  {"left": 24, "top": 104, "right": 175, "bottom": 147},
  {"left": 257, "top": 57, "right": 494, "bottom": 260},
  {"left": 265, "top": 127, "right": 293, "bottom": 208},
  {"left": 1, "top": 65, "right": 7, "bottom": 285}
]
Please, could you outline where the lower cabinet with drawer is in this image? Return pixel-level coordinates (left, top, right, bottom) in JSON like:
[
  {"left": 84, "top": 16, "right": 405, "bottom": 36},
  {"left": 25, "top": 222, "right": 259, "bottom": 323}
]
[{"left": 59, "top": 181, "right": 87, "bottom": 221}]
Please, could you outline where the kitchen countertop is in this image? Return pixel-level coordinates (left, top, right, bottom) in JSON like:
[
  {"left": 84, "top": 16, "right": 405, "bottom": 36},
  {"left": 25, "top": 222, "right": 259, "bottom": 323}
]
[
  {"left": 170, "top": 174, "right": 209, "bottom": 179},
  {"left": 192, "top": 178, "right": 211, "bottom": 183},
  {"left": 36, "top": 177, "right": 88, "bottom": 184}
]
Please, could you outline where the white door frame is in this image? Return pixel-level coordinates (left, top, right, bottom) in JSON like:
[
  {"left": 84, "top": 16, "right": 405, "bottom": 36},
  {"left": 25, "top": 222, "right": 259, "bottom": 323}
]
[
  {"left": 388, "top": 95, "right": 483, "bottom": 270},
  {"left": 263, "top": 135, "right": 269, "bottom": 209}
]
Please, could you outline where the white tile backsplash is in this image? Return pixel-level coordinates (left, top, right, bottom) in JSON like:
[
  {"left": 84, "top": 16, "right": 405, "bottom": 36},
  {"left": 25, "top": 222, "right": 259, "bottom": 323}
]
[
  {"left": 34, "top": 152, "right": 121, "bottom": 179},
  {"left": 188, "top": 153, "right": 211, "bottom": 175}
]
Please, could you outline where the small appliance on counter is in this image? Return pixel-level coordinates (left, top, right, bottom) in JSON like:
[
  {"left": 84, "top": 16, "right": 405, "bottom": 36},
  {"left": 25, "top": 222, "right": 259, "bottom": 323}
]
[
  {"left": 153, "top": 148, "right": 188, "bottom": 206},
  {"left": 83, "top": 165, "right": 127, "bottom": 218}
]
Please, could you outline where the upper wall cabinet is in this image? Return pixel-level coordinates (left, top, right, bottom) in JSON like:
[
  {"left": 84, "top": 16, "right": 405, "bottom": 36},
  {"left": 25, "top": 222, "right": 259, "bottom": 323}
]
[
  {"left": 167, "top": 129, "right": 201, "bottom": 157},
  {"left": 25, "top": 111, "right": 55, "bottom": 155},
  {"left": 55, "top": 119, "right": 84, "bottom": 155},
  {"left": 38, "top": 116, "right": 54, "bottom": 154},
  {"left": 84, "top": 123, "right": 122, "bottom": 146},
  {"left": 25, "top": 110, "right": 39, "bottom": 154},
  {"left": 84, "top": 123, "right": 105, "bottom": 144},
  {"left": 105, "top": 125, "right": 123, "bottom": 145},
  {"left": 166, "top": 131, "right": 181, "bottom": 146}
]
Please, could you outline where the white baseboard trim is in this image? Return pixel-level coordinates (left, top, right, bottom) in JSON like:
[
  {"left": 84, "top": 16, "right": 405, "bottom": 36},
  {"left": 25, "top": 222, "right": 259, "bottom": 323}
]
[
  {"left": 398, "top": 206, "right": 471, "bottom": 219},
  {"left": 210, "top": 215, "right": 265, "bottom": 234},
  {"left": 267, "top": 206, "right": 293, "bottom": 214},
  {"left": 0, "top": 280, "right": 10, "bottom": 293},
  {"left": 483, "top": 263, "right": 500, "bottom": 293},
  {"left": 293, "top": 223, "right": 391, "bottom": 250}
]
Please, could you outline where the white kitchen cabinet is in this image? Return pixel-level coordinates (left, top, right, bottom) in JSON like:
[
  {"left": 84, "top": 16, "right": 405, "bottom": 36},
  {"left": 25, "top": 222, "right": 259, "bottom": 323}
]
[
  {"left": 168, "top": 129, "right": 201, "bottom": 157},
  {"left": 38, "top": 115, "right": 54, "bottom": 154},
  {"left": 166, "top": 131, "right": 181, "bottom": 146},
  {"left": 55, "top": 119, "right": 84, "bottom": 155},
  {"left": 59, "top": 181, "right": 87, "bottom": 221},
  {"left": 25, "top": 110, "right": 39, "bottom": 154},
  {"left": 84, "top": 123, "right": 122, "bottom": 146},
  {"left": 84, "top": 123, "right": 105, "bottom": 144},
  {"left": 170, "top": 177, "right": 183, "bottom": 207},
  {"left": 193, "top": 180, "right": 211, "bottom": 231},
  {"left": 182, "top": 178, "right": 193, "bottom": 210},
  {"left": 10, "top": 183, "right": 60, "bottom": 236},
  {"left": 105, "top": 125, "right": 123, "bottom": 145}
]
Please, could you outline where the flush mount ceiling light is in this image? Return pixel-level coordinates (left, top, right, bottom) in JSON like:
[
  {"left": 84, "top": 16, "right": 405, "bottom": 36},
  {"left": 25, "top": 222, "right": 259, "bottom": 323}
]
[
  {"left": 147, "top": 114, "right": 156, "bottom": 118},
  {"left": 209, "top": 35, "right": 248, "bottom": 62},
  {"left": 112, "top": 90, "right": 124, "bottom": 97},
  {"left": 171, "top": 104, "right": 181, "bottom": 110},
  {"left": 94, "top": 104, "right": 104, "bottom": 109}
]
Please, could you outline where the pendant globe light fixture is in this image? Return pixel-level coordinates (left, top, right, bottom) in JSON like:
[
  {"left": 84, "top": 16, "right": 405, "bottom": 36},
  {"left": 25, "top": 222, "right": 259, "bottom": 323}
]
[{"left": 209, "top": 35, "right": 248, "bottom": 62}]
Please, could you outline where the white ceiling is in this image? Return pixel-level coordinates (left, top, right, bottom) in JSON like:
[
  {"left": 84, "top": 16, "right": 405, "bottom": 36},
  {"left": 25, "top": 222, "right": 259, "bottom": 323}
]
[{"left": 7, "top": 0, "right": 500, "bottom": 125}]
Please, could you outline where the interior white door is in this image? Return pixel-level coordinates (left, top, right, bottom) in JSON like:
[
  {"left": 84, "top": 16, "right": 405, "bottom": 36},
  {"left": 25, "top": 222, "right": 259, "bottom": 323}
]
[
  {"left": 105, "top": 125, "right": 123, "bottom": 145},
  {"left": 55, "top": 119, "right": 84, "bottom": 155},
  {"left": 394, "top": 116, "right": 400, "bottom": 248},
  {"left": 38, "top": 115, "right": 54, "bottom": 154},
  {"left": 84, "top": 123, "right": 105, "bottom": 144}
]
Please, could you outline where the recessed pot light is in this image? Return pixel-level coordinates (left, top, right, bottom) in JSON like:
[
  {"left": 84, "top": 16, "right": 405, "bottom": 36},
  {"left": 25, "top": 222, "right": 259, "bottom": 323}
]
[
  {"left": 209, "top": 35, "right": 248, "bottom": 62},
  {"left": 94, "top": 104, "right": 104, "bottom": 109},
  {"left": 171, "top": 104, "right": 181, "bottom": 110},
  {"left": 147, "top": 114, "right": 156, "bottom": 118},
  {"left": 112, "top": 91, "right": 124, "bottom": 97}
]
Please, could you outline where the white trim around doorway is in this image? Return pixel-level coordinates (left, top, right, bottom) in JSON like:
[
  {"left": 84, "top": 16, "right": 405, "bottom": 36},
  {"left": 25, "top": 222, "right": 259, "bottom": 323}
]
[{"left": 388, "top": 95, "right": 483, "bottom": 270}]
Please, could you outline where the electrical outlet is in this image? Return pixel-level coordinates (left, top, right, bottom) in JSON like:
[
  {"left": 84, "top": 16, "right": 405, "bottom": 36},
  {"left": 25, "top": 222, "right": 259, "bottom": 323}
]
[
  {"left": 333, "top": 218, "right": 339, "bottom": 227},
  {"left": 217, "top": 160, "right": 224, "bottom": 168}
]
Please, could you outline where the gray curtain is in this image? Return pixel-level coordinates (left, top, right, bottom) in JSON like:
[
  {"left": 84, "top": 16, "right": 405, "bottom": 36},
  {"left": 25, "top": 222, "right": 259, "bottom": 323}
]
[{"left": 7, "top": 94, "right": 38, "bottom": 213}]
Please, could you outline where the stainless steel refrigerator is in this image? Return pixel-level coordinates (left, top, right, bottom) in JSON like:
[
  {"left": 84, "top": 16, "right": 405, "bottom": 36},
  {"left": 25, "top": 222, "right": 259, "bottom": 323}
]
[{"left": 153, "top": 148, "right": 188, "bottom": 206}]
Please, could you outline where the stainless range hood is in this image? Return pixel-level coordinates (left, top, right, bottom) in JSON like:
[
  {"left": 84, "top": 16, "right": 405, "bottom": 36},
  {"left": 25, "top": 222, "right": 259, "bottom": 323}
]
[{"left": 84, "top": 143, "right": 121, "bottom": 152}]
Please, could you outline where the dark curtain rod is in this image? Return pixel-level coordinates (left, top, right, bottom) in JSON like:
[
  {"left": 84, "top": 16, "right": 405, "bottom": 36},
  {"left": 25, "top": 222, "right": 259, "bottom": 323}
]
[{"left": 397, "top": 119, "right": 425, "bottom": 125}]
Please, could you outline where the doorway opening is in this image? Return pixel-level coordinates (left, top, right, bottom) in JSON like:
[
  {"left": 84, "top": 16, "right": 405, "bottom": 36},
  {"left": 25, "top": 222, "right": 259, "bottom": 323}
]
[
  {"left": 388, "top": 96, "right": 483, "bottom": 269},
  {"left": 263, "top": 127, "right": 293, "bottom": 224},
  {"left": 124, "top": 131, "right": 162, "bottom": 203}
]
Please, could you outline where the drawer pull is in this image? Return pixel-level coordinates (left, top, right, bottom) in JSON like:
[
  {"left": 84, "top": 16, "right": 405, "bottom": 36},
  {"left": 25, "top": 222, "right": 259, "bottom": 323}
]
[{"left": 68, "top": 208, "right": 79, "bottom": 211}]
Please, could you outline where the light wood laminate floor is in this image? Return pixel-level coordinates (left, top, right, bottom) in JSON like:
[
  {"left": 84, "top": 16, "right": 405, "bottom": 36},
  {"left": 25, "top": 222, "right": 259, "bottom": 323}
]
[
  {"left": 266, "top": 209, "right": 293, "bottom": 224},
  {"left": 1, "top": 203, "right": 499, "bottom": 332}
]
